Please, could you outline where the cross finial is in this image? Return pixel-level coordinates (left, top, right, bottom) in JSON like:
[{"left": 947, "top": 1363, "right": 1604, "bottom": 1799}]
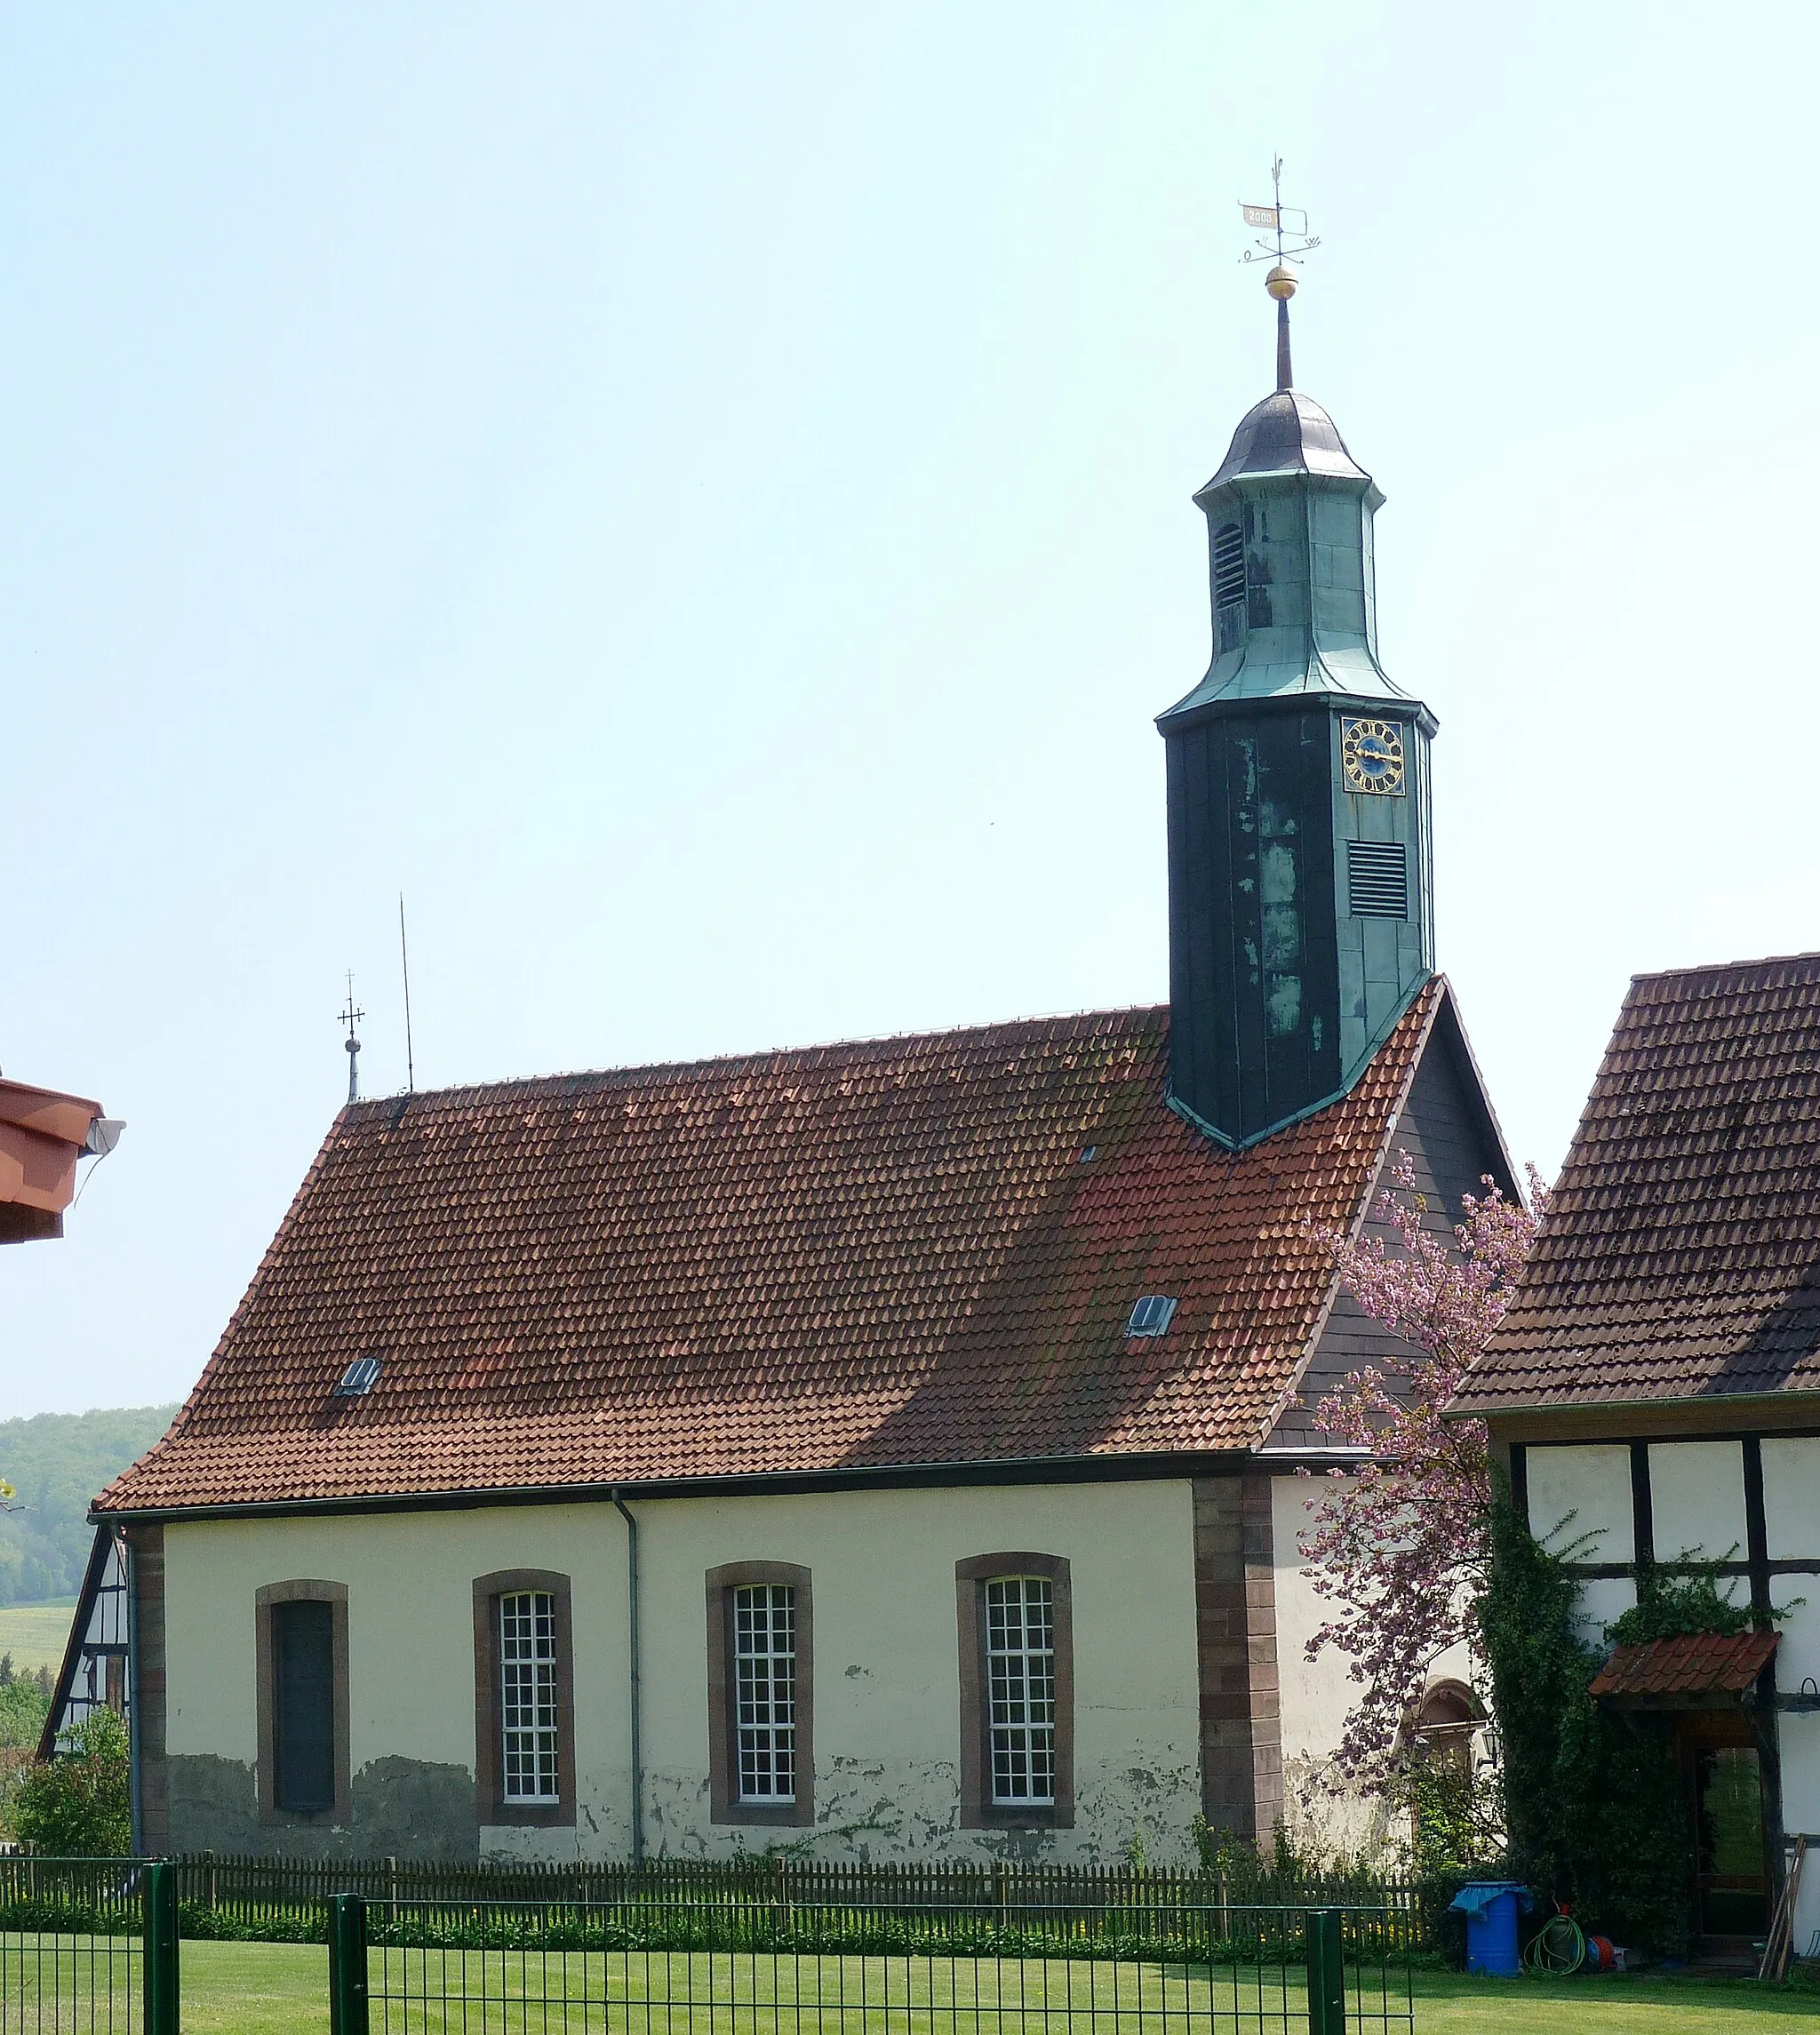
[
  {"left": 339, "top": 970, "right": 366, "bottom": 1105},
  {"left": 1239, "top": 158, "right": 1321, "bottom": 393}
]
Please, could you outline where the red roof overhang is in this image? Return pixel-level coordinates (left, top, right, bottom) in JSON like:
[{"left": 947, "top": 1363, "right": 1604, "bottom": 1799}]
[
  {"left": 0, "top": 1078, "right": 105, "bottom": 1244},
  {"left": 1589, "top": 1629, "right": 1777, "bottom": 1708}
]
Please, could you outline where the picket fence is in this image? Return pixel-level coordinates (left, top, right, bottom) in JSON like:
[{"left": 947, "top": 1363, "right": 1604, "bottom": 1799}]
[{"left": 171, "top": 1852, "right": 1429, "bottom": 1955}]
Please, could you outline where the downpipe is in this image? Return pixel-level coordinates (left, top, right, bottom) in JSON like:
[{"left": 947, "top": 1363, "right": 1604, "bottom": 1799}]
[
  {"left": 125, "top": 1532, "right": 142, "bottom": 1857},
  {"left": 611, "top": 1489, "right": 643, "bottom": 1868}
]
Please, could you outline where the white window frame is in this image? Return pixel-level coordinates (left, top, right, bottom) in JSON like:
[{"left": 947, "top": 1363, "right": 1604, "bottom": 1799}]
[
  {"left": 985, "top": 1576, "right": 1057, "bottom": 1806},
  {"left": 499, "top": 1589, "right": 561, "bottom": 1803},
  {"left": 732, "top": 1583, "right": 796, "bottom": 1803}
]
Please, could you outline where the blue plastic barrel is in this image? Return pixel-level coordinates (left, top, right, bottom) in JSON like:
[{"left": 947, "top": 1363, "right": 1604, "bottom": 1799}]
[{"left": 1448, "top": 1881, "right": 1528, "bottom": 1977}]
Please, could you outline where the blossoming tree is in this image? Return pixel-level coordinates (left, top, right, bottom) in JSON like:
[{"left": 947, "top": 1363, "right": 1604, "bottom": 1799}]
[{"left": 1300, "top": 1153, "right": 1545, "bottom": 1790}]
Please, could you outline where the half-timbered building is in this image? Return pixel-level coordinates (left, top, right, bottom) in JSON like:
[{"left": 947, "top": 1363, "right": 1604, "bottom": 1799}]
[{"left": 1453, "top": 954, "right": 1820, "bottom": 1958}]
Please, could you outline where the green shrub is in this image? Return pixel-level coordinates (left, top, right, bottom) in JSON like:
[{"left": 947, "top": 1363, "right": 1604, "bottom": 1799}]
[
  {"left": 1402, "top": 1757, "right": 1501, "bottom": 1881},
  {"left": 12, "top": 1710, "right": 132, "bottom": 1856},
  {"left": 1480, "top": 1496, "right": 1694, "bottom": 1954}
]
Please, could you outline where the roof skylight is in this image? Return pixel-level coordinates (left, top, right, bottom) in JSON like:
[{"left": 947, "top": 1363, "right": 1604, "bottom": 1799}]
[
  {"left": 1125, "top": 1296, "right": 1177, "bottom": 1338},
  {"left": 333, "top": 1356, "right": 381, "bottom": 1397}
]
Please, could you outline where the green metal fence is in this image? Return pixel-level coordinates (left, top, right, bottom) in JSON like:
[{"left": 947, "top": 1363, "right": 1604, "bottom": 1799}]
[
  {"left": 0, "top": 1863, "right": 1411, "bottom": 2033},
  {"left": 331, "top": 1892, "right": 1412, "bottom": 2035},
  {"left": 0, "top": 1855, "right": 176, "bottom": 2034}
]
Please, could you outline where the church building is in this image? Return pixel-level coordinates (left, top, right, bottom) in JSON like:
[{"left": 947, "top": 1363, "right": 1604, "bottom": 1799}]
[{"left": 86, "top": 280, "right": 1514, "bottom": 1863}]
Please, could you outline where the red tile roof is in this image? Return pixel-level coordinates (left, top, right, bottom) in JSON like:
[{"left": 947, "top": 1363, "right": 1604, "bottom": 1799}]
[
  {"left": 1454, "top": 953, "right": 1820, "bottom": 1414},
  {"left": 99, "top": 986, "right": 1444, "bottom": 1513},
  {"left": 1589, "top": 1629, "right": 1777, "bottom": 1700}
]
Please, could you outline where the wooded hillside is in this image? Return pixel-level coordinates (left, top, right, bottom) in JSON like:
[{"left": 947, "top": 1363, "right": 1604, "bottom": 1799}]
[{"left": 0, "top": 1408, "right": 177, "bottom": 1605}]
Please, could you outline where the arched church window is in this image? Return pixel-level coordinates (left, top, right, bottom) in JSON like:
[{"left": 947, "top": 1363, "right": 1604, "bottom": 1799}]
[
  {"left": 1212, "top": 523, "right": 1246, "bottom": 610},
  {"left": 1409, "top": 1679, "right": 1481, "bottom": 1777}
]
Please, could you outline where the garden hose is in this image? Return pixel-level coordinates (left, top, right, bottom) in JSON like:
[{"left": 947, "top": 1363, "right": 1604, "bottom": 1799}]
[{"left": 1524, "top": 1912, "right": 1585, "bottom": 1975}]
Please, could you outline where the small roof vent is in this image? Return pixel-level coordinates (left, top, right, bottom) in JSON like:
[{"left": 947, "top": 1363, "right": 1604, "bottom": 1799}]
[
  {"left": 333, "top": 1356, "right": 381, "bottom": 1398},
  {"left": 1125, "top": 1295, "right": 1177, "bottom": 1339}
]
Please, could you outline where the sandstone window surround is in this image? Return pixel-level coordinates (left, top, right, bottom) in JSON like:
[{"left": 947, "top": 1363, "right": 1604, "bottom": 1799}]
[
  {"left": 955, "top": 1553, "right": 1074, "bottom": 1830},
  {"left": 473, "top": 1569, "right": 575, "bottom": 1828},
  {"left": 706, "top": 1561, "right": 813, "bottom": 1827},
  {"left": 255, "top": 1579, "right": 350, "bottom": 1827}
]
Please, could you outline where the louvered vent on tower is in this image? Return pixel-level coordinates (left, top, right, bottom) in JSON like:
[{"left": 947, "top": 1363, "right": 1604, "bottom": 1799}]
[
  {"left": 1345, "top": 841, "right": 1409, "bottom": 919},
  {"left": 1212, "top": 523, "right": 1246, "bottom": 609}
]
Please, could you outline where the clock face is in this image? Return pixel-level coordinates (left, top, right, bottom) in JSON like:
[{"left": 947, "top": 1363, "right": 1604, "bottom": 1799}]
[{"left": 1341, "top": 717, "right": 1406, "bottom": 796}]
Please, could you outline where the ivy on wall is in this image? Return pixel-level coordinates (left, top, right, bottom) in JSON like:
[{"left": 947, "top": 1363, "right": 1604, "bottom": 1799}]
[
  {"left": 1479, "top": 1496, "right": 1696, "bottom": 1954},
  {"left": 1608, "top": 1562, "right": 1762, "bottom": 1647}
]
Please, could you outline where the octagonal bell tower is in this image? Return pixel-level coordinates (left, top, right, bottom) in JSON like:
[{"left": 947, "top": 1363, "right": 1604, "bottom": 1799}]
[{"left": 1158, "top": 267, "right": 1435, "bottom": 1148}]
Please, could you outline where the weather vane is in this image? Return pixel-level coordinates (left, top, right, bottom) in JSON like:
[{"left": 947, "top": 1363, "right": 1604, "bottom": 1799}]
[
  {"left": 1239, "top": 157, "right": 1320, "bottom": 393},
  {"left": 339, "top": 971, "right": 365, "bottom": 1105}
]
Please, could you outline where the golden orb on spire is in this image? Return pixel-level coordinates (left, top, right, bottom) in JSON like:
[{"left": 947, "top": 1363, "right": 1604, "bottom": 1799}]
[{"left": 1265, "top": 263, "right": 1297, "bottom": 302}]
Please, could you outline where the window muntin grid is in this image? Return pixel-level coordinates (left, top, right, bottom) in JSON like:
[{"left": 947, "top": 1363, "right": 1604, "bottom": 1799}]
[
  {"left": 499, "top": 1591, "right": 560, "bottom": 1802},
  {"left": 985, "top": 1576, "right": 1057, "bottom": 1805},
  {"left": 733, "top": 1584, "right": 796, "bottom": 1802}
]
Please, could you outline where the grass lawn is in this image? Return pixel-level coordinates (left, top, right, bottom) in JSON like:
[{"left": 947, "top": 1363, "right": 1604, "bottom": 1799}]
[
  {"left": 184, "top": 1939, "right": 327, "bottom": 2031},
  {"left": 1411, "top": 1968, "right": 1819, "bottom": 2030},
  {"left": 6, "top": 1939, "right": 1818, "bottom": 2031},
  {"left": 0, "top": 1601, "right": 77, "bottom": 1676}
]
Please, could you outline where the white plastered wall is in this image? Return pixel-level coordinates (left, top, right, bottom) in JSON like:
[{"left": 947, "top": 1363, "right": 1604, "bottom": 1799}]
[
  {"left": 1648, "top": 1441, "right": 1749, "bottom": 1566},
  {"left": 1768, "top": 1580, "right": 1820, "bottom": 1700},
  {"left": 1763, "top": 1440, "right": 1820, "bottom": 1561},
  {"left": 1270, "top": 1476, "right": 1467, "bottom": 1861},
  {"left": 635, "top": 1481, "right": 1201, "bottom": 1861},
  {"left": 164, "top": 1504, "right": 635, "bottom": 1855},
  {"left": 1767, "top": 1435, "right": 1820, "bottom": 1948},
  {"left": 1526, "top": 1445, "right": 1632, "bottom": 1562},
  {"left": 162, "top": 1479, "right": 1204, "bottom": 1863},
  {"left": 1779, "top": 1712, "right": 1820, "bottom": 1951},
  {"left": 1525, "top": 1447, "right": 1637, "bottom": 1641}
]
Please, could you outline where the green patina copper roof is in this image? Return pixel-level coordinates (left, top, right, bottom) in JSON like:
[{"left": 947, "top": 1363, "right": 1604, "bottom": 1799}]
[
  {"left": 1160, "top": 645, "right": 1418, "bottom": 721},
  {"left": 1194, "top": 390, "right": 1380, "bottom": 499},
  {"left": 1160, "top": 382, "right": 1416, "bottom": 730}
]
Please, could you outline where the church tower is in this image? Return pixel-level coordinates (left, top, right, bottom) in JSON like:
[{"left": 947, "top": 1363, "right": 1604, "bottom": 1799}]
[{"left": 1158, "top": 261, "right": 1435, "bottom": 1147}]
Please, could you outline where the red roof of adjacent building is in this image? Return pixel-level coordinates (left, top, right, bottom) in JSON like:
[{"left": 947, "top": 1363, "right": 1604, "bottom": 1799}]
[
  {"left": 0, "top": 1077, "right": 107, "bottom": 1245},
  {"left": 1588, "top": 1629, "right": 1777, "bottom": 1700},
  {"left": 98, "top": 986, "right": 1448, "bottom": 1515},
  {"left": 1454, "top": 953, "right": 1820, "bottom": 1415}
]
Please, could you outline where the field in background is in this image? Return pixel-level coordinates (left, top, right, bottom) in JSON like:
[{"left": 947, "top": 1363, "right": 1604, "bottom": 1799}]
[{"left": 0, "top": 1601, "right": 76, "bottom": 1676}]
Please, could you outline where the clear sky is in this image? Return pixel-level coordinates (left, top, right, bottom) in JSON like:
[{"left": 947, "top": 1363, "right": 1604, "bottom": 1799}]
[{"left": 6, "top": 4, "right": 1818, "bottom": 1417}]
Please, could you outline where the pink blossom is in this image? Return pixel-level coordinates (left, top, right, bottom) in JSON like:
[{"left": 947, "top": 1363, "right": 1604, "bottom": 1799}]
[{"left": 1297, "top": 1153, "right": 1546, "bottom": 1788}]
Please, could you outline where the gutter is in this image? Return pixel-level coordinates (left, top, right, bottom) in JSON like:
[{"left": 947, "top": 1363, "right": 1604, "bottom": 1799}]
[
  {"left": 611, "top": 1489, "right": 643, "bottom": 1870},
  {"left": 125, "top": 1535, "right": 142, "bottom": 1856},
  {"left": 87, "top": 1445, "right": 1316, "bottom": 1527},
  {"left": 1443, "top": 1389, "right": 1820, "bottom": 1426}
]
